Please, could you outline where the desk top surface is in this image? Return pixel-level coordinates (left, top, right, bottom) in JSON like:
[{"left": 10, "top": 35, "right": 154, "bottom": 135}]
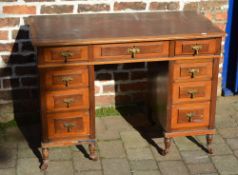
[{"left": 28, "top": 11, "right": 224, "bottom": 46}]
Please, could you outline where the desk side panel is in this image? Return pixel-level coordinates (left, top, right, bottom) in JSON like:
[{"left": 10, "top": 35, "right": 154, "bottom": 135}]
[{"left": 148, "top": 61, "right": 170, "bottom": 131}]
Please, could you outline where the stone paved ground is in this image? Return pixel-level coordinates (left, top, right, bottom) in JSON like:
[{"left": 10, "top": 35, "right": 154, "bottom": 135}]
[{"left": 0, "top": 96, "right": 238, "bottom": 175}]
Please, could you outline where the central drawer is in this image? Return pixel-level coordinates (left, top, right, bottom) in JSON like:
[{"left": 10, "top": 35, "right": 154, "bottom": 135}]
[
  {"left": 45, "top": 88, "right": 89, "bottom": 112},
  {"left": 93, "top": 41, "right": 169, "bottom": 60}
]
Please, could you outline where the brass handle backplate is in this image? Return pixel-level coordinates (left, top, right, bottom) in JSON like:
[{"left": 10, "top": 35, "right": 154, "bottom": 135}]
[
  {"left": 63, "top": 98, "right": 74, "bottom": 108},
  {"left": 186, "top": 112, "right": 195, "bottom": 122},
  {"left": 60, "top": 51, "right": 73, "bottom": 63},
  {"left": 191, "top": 44, "right": 203, "bottom": 56},
  {"left": 128, "top": 47, "right": 140, "bottom": 58},
  {"left": 187, "top": 89, "right": 198, "bottom": 98},
  {"left": 64, "top": 122, "right": 75, "bottom": 132},
  {"left": 188, "top": 68, "right": 200, "bottom": 78},
  {"left": 61, "top": 76, "right": 74, "bottom": 87}
]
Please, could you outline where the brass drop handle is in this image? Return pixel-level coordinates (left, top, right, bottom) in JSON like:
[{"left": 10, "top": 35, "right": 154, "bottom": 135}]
[
  {"left": 128, "top": 47, "right": 140, "bottom": 58},
  {"left": 191, "top": 44, "right": 203, "bottom": 56},
  {"left": 64, "top": 122, "right": 75, "bottom": 132},
  {"left": 61, "top": 76, "right": 74, "bottom": 87},
  {"left": 187, "top": 89, "right": 198, "bottom": 98},
  {"left": 61, "top": 51, "right": 73, "bottom": 63},
  {"left": 188, "top": 68, "right": 200, "bottom": 78},
  {"left": 186, "top": 112, "right": 195, "bottom": 122},
  {"left": 63, "top": 98, "right": 74, "bottom": 108}
]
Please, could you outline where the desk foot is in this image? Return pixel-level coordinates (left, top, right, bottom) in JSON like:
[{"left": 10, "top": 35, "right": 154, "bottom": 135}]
[
  {"left": 88, "top": 143, "right": 98, "bottom": 161},
  {"left": 40, "top": 148, "right": 49, "bottom": 171},
  {"left": 162, "top": 138, "right": 171, "bottom": 156},
  {"left": 206, "top": 134, "right": 213, "bottom": 154}
]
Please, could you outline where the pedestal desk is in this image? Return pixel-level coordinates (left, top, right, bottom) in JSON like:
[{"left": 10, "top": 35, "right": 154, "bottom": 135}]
[{"left": 28, "top": 12, "right": 224, "bottom": 170}]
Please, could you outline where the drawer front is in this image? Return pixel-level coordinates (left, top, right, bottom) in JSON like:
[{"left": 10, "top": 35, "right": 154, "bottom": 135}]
[
  {"left": 173, "top": 60, "right": 213, "bottom": 81},
  {"left": 42, "top": 66, "right": 89, "bottom": 90},
  {"left": 39, "top": 46, "right": 88, "bottom": 64},
  {"left": 171, "top": 102, "right": 210, "bottom": 130},
  {"left": 45, "top": 88, "right": 89, "bottom": 112},
  {"left": 172, "top": 81, "right": 211, "bottom": 103},
  {"left": 46, "top": 111, "right": 90, "bottom": 139},
  {"left": 175, "top": 39, "right": 217, "bottom": 56},
  {"left": 93, "top": 41, "right": 169, "bottom": 60}
]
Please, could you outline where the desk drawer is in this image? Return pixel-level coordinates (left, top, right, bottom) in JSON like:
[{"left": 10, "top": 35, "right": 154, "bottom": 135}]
[
  {"left": 175, "top": 39, "right": 217, "bottom": 56},
  {"left": 172, "top": 81, "right": 211, "bottom": 103},
  {"left": 39, "top": 46, "right": 88, "bottom": 64},
  {"left": 41, "top": 66, "right": 89, "bottom": 90},
  {"left": 46, "top": 111, "right": 90, "bottom": 140},
  {"left": 173, "top": 60, "right": 213, "bottom": 81},
  {"left": 93, "top": 41, "right": 169, "bottom": 60},
  {"left": 171, "top": 102, "right": 210, "bottom": 130},
  {"left": 45, "top": 88, "right": 89, "bottom": 112}
]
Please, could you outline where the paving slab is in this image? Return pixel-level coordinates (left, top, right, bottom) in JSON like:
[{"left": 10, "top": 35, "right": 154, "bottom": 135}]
[
  {"left": 215, "top": 114, "right": 238, "bottom": 128},
  {"left": 226, "top": 138, "right": 238, "bottom": 150},
  {"left": 126, "top": 147, "right": 154, "bottom": 160},
  {"left": 120, "top": 131, "right": 148, "bottom": 149},
  {"left": 49, "top": 147, "right": 72, "bottom": 160},
  {"left": 18, "top": 148, "right": 40, "bottom": 158},
  {"left": 196, "top": 134, "right": 225, "bottom": 144},
  {"left": 17, "top": 158, "right": 43, "bottom": 175},
  {"left": 218, "top": 128, "right": 238, "bottom": 138},
  {"left": 102, "top": 158, "right": 130, "bottom": 175},
  {"left": 212, "top": 155, "right": 238, "bottom": 175},
  {"left": 77, "top": 171, "right": 103, "bottom": 175},
  {"left": 102, "top": 116, "right": 133, "bottom": 132},
  {"left": 187, "top": 163, "right": 217, "bottom": 174},
  {"left": 132, "top": 170, "right": 161, "bottom": 175},
  {"left": 130, "top": 159, "right": 158, "bottom": 170},
  {"left": 174, "top": 137, "right": 200, "bottom": 151},
  {"left": 158, "top": 161, "right": 189, "bottom": 175},
  {"left": 0, "top": 149, "right": 17, "bottom": 168},
  {"left": 211, "top": 142, "right": 233, "bottom": 155},
  {"left": 46, "top": 161, "right": 74, "bottom": 175},
  {"left": 73, "top": 152, "right": 101, "bottom": 171},
  {"left": 98, "top": 140, "right": 126, "bottom": 158},
  {"left": 151, "top": 143, "right": 181, "bottom": 161},
  {"left": 181, "top": 150, "right": 210, "bottom": 164},
  {"left": 0, "top": 168, "right": 15, "bottom": 175}
]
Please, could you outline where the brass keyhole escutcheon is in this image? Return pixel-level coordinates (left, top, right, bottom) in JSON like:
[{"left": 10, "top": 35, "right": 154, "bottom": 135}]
[
  {"left": 63, "top": 98, "right": 74, "bottom": 108},
  {"left": 128, "top": 46, "right": 140, "bottom": 58},
  {"left": 64, "top": 123, "right": 75, "bottom": 132},
  {"left": 191, "top": 44, "right": 203, "bottom": 56},
  {"left": 187, "top": 89, "right": 198, "bottom": 98},
  {"left": 61, "top": 76, "right": 74, "bottom": 87},
  {"left": 60, "top": 51, "right": 73, "bottom": 63},
  {"left": 188, "top": 68, "right": 200, "bottom": 78}
]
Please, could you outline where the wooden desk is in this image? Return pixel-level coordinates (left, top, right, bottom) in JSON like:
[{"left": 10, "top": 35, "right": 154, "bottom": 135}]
[{"left": 28, "top": 12, "right": 224, "bottom": 170}]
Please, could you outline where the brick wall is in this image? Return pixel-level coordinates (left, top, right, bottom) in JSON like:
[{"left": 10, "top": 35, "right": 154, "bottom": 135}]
[{"left": 0, "top": 0, "right": 228, "bottom": 123}]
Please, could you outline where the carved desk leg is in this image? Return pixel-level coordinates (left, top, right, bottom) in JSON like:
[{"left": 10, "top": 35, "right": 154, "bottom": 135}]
[
  {"left": 162, "top": 137, "right": 171, "bottom": 156},
  {"left": 40, "top": 148, "right": 49, "bottom": 171},
  {"left": 206, "top": 134, "right": 213, "bottom": 154},
  {"left": 88, "top": 143, "right": 97, "bottom": 161}
]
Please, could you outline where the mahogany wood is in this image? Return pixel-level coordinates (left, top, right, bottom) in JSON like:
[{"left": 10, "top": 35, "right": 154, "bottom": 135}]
[
  {"left": 28, "top": 12, "right": 224, "bottom": 170},
  {"left": 45, "top": 88, "right": 89, "bottom": 112},
  {"left": 41, "top": 66, "right": 89, "bottom": 90},
  {"left": 38, "top": 46, "right": 88, "bottom": 65},
  {"left": 93, "top": 41, "right": 169, "bottom": 60},
  {"left": 175, "top": 38, "right": 218, "bottom": 56},
  {"left": 46, "top": 110, "right": 90, "bottom": 140},
  {"left": 172, "top": 81, "right": 212, "bottom": 103}
]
